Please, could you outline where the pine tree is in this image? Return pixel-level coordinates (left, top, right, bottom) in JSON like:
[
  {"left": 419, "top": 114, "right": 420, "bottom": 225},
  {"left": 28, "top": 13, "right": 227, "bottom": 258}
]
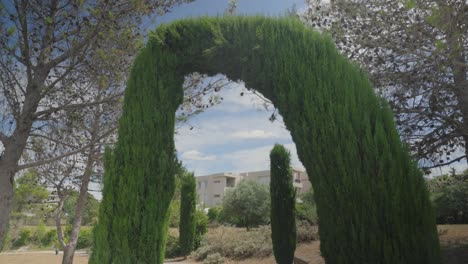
[
  {"left": 179, "top": 172, "right": 196, "bottom": 257},
  {"left": 270, "top": 144, "right": 296, "bottom": 264}
]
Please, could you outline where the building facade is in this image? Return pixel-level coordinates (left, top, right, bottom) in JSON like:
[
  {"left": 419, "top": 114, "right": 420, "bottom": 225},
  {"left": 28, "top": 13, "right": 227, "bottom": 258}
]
[{"left": 196, "top": 168, "right": 311, "bottom": 207}]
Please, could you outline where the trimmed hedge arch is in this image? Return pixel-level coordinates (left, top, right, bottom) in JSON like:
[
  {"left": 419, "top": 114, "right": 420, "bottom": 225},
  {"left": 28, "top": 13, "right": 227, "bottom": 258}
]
[{"left": 91, "top": 17, "right": 441, "bottom": 264}]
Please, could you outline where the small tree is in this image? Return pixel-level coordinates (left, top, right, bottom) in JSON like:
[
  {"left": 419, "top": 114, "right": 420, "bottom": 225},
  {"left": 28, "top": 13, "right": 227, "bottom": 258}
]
[
  {"left": 222, "top": 180, "right": 270, "bottom": 230},
  {"left": 179, "top": 172, "right": 196, "bottom": 257},
  {"left": 270, "top": 144, "right": 296, "bottom": 264}
]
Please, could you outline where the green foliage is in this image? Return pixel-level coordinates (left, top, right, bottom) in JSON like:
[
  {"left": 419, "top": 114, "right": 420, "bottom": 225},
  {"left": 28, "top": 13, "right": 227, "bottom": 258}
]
[
  {"left": 207, "top": 207, "right": 220, "bottom": 222},
  {"left": 41, "top": 229, "right": 57, "bottom": 247},
  {"left": 76, "top": 228, "right": 93, "bottom": 249},
  {"left": 165, "top": 234, "right": 180, "bottom": 258},
  {"left": 63, "top": 191, "right": 100, "bottom": 226},
  {"left": 269, "top": 144, "right": 296, "bottom": 264},
  {"left": 179, "top": 172, "right": 197, "bottom": 256},
  {"left": 94, "top": 16, "right": 440, "bottom": 263},
  {"left": 32, "top": 220, "right": 47, "bottom": 244},
  {"left": 194, "top": 210, "right": 208, "bottom": 250},
  {"left": 11, "top": 229, "right": 32, "bottom": 249},
  {"left": 427, "top": 172, "right": 468, "bottom": 224},
  {"left": 296, "top": 220, "right": 318, "bottom": 243},
  {"left": 13, "top": 170, "right": 50, "bottom": 221},
  {"left": 296, "top": 189, "right": 318, "bottom": 224},
  {"left": 222, "top": 180, "right": 270, "bottom": 229},
  {"left": 168, "top": 200, "right": 181, "bottom": 227},
  {"left": 194, "top": 226, "right": 273, "bottom": 261}
]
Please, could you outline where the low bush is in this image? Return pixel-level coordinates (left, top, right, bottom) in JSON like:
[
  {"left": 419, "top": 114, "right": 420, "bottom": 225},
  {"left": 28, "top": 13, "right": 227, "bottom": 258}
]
[
  {"left": 11, "top": 228, "right": 32, "bottom": 248},
  {"left": 194, "top": 210, "right": 208, "bottom": 249},
  {"left": 203, "top": 253, "right": 224, "bottom": 264},
  {"left": 165, "top": 234, "right": 180, "bottom": 258},
  {"left": 193, "top": 223, "right": 319, "bottom": 262},
  {"left": 76, "top": 228, "right": 93, "bottom": 249},
  {"left": 194, "top": 226, "right": 272, "bottom": 261},
  {"left": 168, "top": 200, "right": 180, "bottom": 228},
  {"left": 207, "top": 207, "right": 220, "bottom": 222},
  {"left": 41, "top": 229, "right": 57, "bottom": 247},
  {"left": 296, "top": 220, "right": 319, "bottom": 242},
  {"left": 32, "top": 221, "right": 47, "bottom": 245}
]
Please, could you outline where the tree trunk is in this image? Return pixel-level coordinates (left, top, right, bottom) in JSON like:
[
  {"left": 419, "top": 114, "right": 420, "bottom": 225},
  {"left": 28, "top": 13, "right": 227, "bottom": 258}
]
[
  {"left": 0, "top": 75, "right": 46, "bottom": 247},
  {"left": 61, "top": 150, "right": 95, "bottom": 264},
  {"left": 0, "top": 164, "right": 15, "bottom": 250},
  {"left": 448, "top": 25, "right": 468, "bottom": 165}
]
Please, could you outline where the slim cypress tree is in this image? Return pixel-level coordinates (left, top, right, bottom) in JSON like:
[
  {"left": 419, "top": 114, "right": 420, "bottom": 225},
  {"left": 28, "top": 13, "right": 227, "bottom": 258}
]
[
  {"left": 270, "top": 144, "right": 296, "bottom": 264},
  {"left": 179, "top": 172, "right": 196, "bottom": 257}
]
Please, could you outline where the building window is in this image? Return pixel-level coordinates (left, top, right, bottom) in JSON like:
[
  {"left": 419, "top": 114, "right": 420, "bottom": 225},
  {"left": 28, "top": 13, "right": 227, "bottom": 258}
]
[
  {"left": 214, "top": 180, "right": 221, "bottom": 183},
  {"left": 214, "top": 194, "right": 221, "bottom": 198}
]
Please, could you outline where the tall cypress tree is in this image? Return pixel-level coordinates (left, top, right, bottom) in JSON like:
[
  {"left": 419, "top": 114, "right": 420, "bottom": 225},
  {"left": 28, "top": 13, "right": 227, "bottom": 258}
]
[
  {"left": 270, "top": 144, "right": 296, "bottom": 264},
  {"left": 93, "top": 17, "right": 441, "bottom": 263},
  {"left": 179, "top": 172, "right": 196, "bottom": 257}
]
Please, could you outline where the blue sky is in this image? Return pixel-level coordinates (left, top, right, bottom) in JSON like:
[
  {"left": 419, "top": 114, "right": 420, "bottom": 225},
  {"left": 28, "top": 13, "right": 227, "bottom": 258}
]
[
  {"left": 151, "top": 0, "right": 307, "bottom": 176},
  {"left": 139, "top": 0, "right": 466, "bottom": 177}
]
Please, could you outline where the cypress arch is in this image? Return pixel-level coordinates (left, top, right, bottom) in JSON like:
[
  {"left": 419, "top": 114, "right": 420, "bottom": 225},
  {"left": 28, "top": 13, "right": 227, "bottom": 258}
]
[{"left": 91, "top": 17, "right": 440, "bottom": 264}]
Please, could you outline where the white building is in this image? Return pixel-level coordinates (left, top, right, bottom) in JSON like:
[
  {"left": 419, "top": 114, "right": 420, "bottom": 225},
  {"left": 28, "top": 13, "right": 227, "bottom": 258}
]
[{"left": 196, "top": 168, "right": 311, "bottom": 207}]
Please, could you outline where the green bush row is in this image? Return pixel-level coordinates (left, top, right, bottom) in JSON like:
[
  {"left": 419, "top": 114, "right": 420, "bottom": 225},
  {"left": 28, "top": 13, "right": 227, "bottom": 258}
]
[{"left": 7, "top": 225, "right": 93, "bottom": 250}]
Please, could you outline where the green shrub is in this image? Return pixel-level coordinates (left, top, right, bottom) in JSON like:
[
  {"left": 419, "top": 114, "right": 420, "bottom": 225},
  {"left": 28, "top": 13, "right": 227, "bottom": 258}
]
[
  {"left": 203, "top": 253, "right": 224, "bottom": 264},
  {"left": 194, "top": 210, "right": 208, "bottom": 249},
  {"left": 12, "top": 228, "right": 32, "bottom": 248},
  {"left": 33, "top": 221, "right": 47, "bottom": 244},
  {"left": 77, "top": 228, "right": 93, "bottom": 249},
  {"left": 194, "top": 226, "right": 272, "bottom": 261},
  {"left": 165, "top": 234, "right": 180, "bottom": 258},
  {"left": 168, "top": 200, "right": 180, "bottom": 228},
  {"left": 296, "top": 220, "right": 318, "bottom": 242},
  {"left": 207, "top": 207, "right": 220, "bottom": 222},
  {"left": 41, "top": 229, "right": 57, "bottom": 247},
  {"left": 296, "top": 203, "right": 318, "bottom": 225}
]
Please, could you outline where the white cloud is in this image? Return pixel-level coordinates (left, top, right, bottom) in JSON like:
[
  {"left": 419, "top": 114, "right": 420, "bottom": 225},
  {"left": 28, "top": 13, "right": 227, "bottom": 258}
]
[
  {"left": 231, "top": 129, "right": 277, "bottom": 139},
  {"left": 181, "top": 150, "right": 216, "bottom": 161},
  {"left": 175, "top": 113, "right": 291, "bottom": 153},
  {"left": 188, "top": 143, "right": 305, "bottom": 176}
]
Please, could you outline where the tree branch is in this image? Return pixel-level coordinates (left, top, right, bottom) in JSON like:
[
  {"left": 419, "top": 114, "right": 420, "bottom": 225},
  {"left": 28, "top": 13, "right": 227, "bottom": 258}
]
[
  {"left": 17, "top": 125, "right": 118, "bottom": 170},
  {"left": 33, "top": 93, "right": 122, "bottom": 118},
  {"left": 422, "top": 155, "right": 467, "bottom": 170}
]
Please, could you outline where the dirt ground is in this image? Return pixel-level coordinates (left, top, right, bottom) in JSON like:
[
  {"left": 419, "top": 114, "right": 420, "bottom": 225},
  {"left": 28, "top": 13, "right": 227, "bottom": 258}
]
[
  {"left": 0, "top": 252, "right": 88, "bottom": 264},
  {"left": 1, "top": 225, "right": 467, "bottom": 264}
]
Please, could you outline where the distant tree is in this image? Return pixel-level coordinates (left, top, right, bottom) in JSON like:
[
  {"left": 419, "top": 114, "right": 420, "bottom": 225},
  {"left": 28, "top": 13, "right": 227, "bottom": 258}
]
[
  {"left": 270, "top": 144, "right": 296, "bottom": 264},
  {"left": 427, "top": 171, "right": 468, "bottom": 223},
  {"left": 179, "top": 172, "right": 196, "bottom": 257},
  {"left": 300, "top": 0, "right": 468, "bottom": 171},
  {"left": 222, "top": 180, "right": 270, "bottom": 230},
  {"left": 62, "top": 191, "right": 99, "bottom": 226},
  {"left": 11, "top": 169, "right": 50, "bottom": 225},
  {"left": 224, "top": 0, "right": 238, "bottom": 15},
  {"left": 0, "top": 0, "right": 195, "bottom": 249}
]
